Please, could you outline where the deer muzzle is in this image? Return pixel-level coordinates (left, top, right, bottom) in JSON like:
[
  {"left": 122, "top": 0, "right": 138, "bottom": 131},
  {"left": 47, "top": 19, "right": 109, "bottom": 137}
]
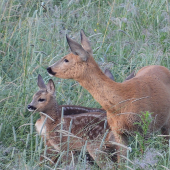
[
  {"left": 27, "top": 105, "right": 36, "bottom": 111},
  {"left": 47, "top": 67, "right": 56, "bottom": 76}
]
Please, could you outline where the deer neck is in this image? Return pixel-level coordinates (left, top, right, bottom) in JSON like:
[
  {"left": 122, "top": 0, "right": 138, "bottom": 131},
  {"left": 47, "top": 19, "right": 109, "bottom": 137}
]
[
  {"left": 76, "top": 57, "right": 123, "bottom": 111},
  {"left": 43, "top": 100, "right": 60, "bottom": 122}
]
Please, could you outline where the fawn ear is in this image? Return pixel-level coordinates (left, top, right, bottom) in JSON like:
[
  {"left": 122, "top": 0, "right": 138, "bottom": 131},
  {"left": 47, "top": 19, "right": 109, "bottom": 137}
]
[
  {"left": 104, "top": 69, "right": 114, "bottom": 81},
  {"left": 80, "top": 29, "right": 93, "bottom": 55},
  {"left": 66, "top": 34, "right": 88, "bottom": 61},
  {"left": 46, "top": 79, "right": 55, "bottom": 95},
  {"left": 37, "top": 74, "right": 46, "bottom": 90},
  {"left": 125, "top": 70, "right": 136, "bottom": 81}
]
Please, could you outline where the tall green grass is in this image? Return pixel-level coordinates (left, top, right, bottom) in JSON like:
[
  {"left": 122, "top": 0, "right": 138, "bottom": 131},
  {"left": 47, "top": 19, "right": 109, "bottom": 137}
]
[{"left": 0, "top": 0, "right": 170, "bottom": 169}]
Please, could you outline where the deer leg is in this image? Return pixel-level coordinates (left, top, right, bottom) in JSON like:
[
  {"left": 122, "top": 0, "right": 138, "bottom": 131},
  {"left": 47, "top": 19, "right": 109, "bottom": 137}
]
[
  {"left": 161, "top": 125, "right": 170, "bottom": 143},
  {"left": 40, "top": 148, "right": 59, "bottom": 163},
  {"left": 105, "top": 131, "right": 118, "bottom": 162},
  {"left": 86, "top": 143, "right": 115, "bottom": 170},
  {"left": 40, "top": 140, "right": 59, "bottom": 164},
  {"left": 112, "top": 132, "right": 128, "bottom": 163}
]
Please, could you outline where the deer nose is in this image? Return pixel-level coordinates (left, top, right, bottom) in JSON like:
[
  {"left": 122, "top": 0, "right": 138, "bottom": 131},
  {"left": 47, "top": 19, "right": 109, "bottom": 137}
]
[
  {"left": 27, "top": 105, "right": 36, "bottom": 111},
  {"left": 47, "top": 67, "right": 51, "bottom": 73},
  {"left": 47, "top": 67, "right": 56, "bottom": 75}
]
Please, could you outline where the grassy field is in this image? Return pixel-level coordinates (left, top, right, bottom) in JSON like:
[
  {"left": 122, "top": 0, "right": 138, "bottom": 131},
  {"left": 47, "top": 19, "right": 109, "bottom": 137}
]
[{"left": 0, "top": 0, "right": 170, "bottom": 169}]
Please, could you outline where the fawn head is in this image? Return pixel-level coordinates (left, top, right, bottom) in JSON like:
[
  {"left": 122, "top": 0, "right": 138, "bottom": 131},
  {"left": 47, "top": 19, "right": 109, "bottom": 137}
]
[
  {"left": 47, "top": 30, "right": 97, "bottom": 80},
  {"left": 27, "top": 74, "right": 56, "bottom": 113}
]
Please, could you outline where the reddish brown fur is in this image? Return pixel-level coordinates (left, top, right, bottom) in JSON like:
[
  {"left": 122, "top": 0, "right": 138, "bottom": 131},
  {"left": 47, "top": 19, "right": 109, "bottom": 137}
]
[
  {"left": 47, "top": 30, "right": 170, "bottom": 162},
  {"left": 27, "top": 75, "right": 116, "bottom": 169}
]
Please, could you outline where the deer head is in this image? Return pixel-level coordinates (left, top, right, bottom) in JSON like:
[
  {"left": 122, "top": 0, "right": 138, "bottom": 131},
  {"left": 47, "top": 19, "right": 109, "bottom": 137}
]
[
  {"left": 47, "top": 30, "right": 103, "bottom": 81},
  {"left": 27, "top": 74, "right": 57, "bottom": 113}
]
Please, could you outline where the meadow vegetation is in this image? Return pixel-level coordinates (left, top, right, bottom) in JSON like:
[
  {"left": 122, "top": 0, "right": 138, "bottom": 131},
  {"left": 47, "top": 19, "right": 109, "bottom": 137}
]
[{"left": 0, "top": 0, "right": 170, "bottom": 169}]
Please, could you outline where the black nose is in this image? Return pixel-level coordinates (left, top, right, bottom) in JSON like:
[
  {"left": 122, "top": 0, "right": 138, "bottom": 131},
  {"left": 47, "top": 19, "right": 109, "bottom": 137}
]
[
  {"left": 47, "top": 67, "right": 56, "bottom": 75},
  {"left": 27, "top": 105, "right": 36, "bottom": 111},
  {"left": 47, "top": 67, "right": 52, "bottom": 73}
]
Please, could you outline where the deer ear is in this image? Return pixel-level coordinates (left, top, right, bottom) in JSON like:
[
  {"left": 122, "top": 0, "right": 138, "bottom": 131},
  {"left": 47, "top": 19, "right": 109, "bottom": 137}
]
[
  {"left": 46, "top": 79, "right": 55, "bottom": 95},
  {"left": 80, "top": 29, "right": 93, "bottom": 55},
  {"left": 66, "top": 34, "right": 88, "bottom": 61},
  {"left": 104, "top": 69, "right": 114, "bottom": 81},
  {"left": 37, "top": 74, "right": 46, "bottom": 90},
  {"left": 125, "top": 70, "right": 135, "bottom": 81}
]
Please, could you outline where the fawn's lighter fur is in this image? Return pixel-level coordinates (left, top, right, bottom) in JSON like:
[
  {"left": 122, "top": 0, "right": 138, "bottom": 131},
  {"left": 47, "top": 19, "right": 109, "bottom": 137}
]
[{"left": 47, "top": 30, "right": 170, "bottom": 162}]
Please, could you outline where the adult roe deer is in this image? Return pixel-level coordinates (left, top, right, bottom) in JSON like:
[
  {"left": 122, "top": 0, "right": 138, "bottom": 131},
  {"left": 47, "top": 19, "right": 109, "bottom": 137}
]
[
  {"left": 27, "top": 74, "right": 116, "bottom": 169},
  {"left": 47, "top": 30, "right": 170, "bottom": 162}
]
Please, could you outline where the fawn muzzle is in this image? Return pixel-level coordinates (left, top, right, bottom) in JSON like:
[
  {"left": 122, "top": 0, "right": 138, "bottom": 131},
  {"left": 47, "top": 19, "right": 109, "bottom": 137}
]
[{"left": 27, "top": 105, "right": 36, "bottom": 111}]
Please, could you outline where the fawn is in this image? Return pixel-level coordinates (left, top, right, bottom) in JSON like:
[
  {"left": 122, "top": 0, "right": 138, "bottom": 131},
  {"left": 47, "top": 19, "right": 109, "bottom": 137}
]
[
  {"left": 47, "top": 30, "right": 170, "bottom": 162},
  {"left": 27, "top": 74, "right": 116, "bottom": 169}
]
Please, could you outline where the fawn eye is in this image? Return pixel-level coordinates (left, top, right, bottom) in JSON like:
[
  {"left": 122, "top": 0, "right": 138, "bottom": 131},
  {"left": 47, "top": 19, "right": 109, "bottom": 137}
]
[
  {"left": 64, "top": 59, "right": 69, "bottom": 62},
  {"left": 38, "top": 98, "right": 45, "bottom": 102}
]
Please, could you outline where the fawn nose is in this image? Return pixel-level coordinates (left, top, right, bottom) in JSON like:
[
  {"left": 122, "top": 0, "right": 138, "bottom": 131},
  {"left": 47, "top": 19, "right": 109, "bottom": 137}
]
[
  {"left": 47, "top": 67, "right": 56, "bottom": 75},
  {"left": 27, "top": 105, "right": 36, "bottom": 111}
]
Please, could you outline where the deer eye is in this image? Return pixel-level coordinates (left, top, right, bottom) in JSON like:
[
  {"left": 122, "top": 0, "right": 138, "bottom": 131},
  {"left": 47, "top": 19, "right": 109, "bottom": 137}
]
[
  {"left": 64, "top": 59, "right": 69, "bottom": 62},
  {"left": 38, "top": 98, "right": 45, "bottom": 102}
]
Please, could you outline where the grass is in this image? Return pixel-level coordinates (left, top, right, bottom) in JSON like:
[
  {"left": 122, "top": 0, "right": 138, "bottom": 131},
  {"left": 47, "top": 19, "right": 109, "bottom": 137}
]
[{"left": 0, "top": 0, "right": 170, "bottom": 169}]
